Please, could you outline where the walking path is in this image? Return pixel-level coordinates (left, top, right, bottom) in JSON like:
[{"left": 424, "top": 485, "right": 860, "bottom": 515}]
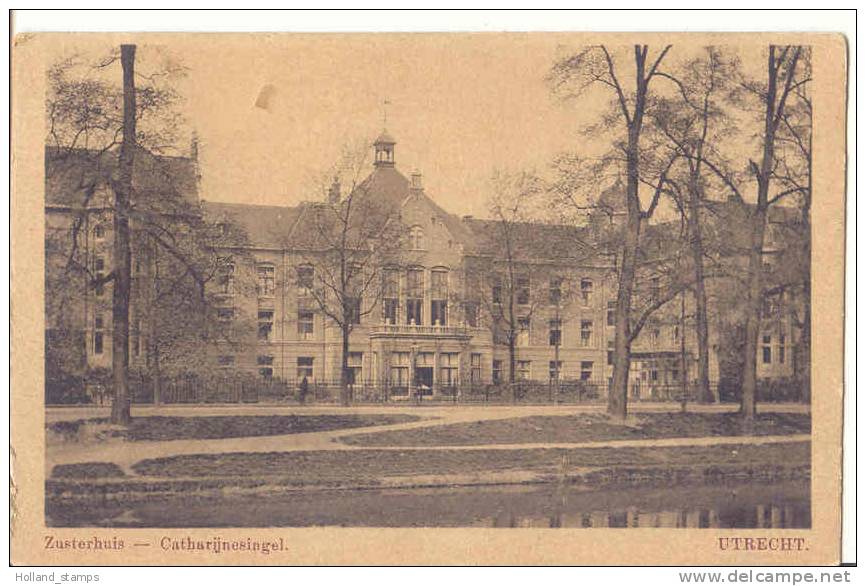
[{"left": 46, "top": 403, "right": 811, "bottom": 476}]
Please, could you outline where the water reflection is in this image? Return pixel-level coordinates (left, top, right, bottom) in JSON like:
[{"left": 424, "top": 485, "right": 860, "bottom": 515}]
[
  {"left": 47, "top": 481, "right": 810, "bottom": 529},
  {"left": 482, "top": 502, "right": 809, "bottom": 528}
]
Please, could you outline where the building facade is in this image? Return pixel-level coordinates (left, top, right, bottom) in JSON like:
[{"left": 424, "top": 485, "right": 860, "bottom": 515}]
[{"left": 45, "top": 132, "right": 805, "bottom": 401}]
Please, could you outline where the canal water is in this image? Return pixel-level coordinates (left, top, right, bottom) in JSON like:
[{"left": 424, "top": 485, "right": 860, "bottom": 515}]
[{"left": 47, "top": 480, "right": 809, "bottom": 528}]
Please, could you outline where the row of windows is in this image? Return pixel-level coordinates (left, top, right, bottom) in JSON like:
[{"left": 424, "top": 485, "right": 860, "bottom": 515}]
[
  {"left": 491, "top": 359, "right": 595, "bottom": 382},
  {"left": 492, "top": 277, "right": 595, "bottom": 306}
]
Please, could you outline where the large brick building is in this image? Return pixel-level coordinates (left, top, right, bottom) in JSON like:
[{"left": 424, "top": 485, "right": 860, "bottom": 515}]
[{"left": 45, "top": 132, "right": 805, "bottom": 401}]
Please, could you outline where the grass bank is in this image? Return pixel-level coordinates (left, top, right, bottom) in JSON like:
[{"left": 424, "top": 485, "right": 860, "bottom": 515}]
[
  {"left": 47, "top": 413, "right": 421, "bottom": 443},
  {"left": 339, "top": 412, "right": 810, "bottom": 447}
]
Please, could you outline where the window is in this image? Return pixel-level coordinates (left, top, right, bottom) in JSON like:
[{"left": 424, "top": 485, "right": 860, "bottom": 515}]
[
  {"left": 762, "top": 335, "right": 772, "bottom": 364},
  {"left": 517, "top": 317, "right": 531, "bottom": 347},
  {"left": 492, "top": 359, "right": 503, "bottom": 383},
  {"left": 409, "top": 226, "right": 425, "bottom": 250},
  {"left": 406, "top": 268, "right": 424, "bottom": 325},
  {"left": 93, "top": 256, "right": 106, "bottom": 297},
  {"left": 431, "top": 269, "right": 448, "bottom": 297},
  {"left": 382, "top": 270, "right": 399, "bottom": 323},
  {"left": 431, "top": 269, "right": 448, "bottom": 326},
  {"left": 580, "top": 320, "right": 593, "bottom": 347},
  {"left": 383, "top": 298, "right": 398, "bottom": 324},
  {"left": 297, "top": 265, "right": 314, "bottom": 295},
  {"left": 548, "top": 318, "right": 562, "bottom": 346},
  {"left": 650, "top": 277, "right": 660, "bottom": 301},
  {"left": 93, "top": 314, "right": 104, "bottom": 355},
  {"left": 464, "top": 302, "right": 479, "bottom": 328},
  {"left": 549, "top": 277, "right": 562, "bottom": 305},
  {"left": 491, "top": 276, "right": 502, "bottom": 304},
  {"left": 439, "top": 353, "right": 459, "bottom": 387},
  {"left": 607, "top": 301, "right": 616, "bottom": 326},
  {"left": 580, "top": 279, "right": 593, "bottom": 305},
  {"left": 217, "top": 307, "right": 234, "bottom": 322},
  {"left": 346, "top": 297, "right": 361, "bottom": 325},
  {"left": 471, "top": 353, "right": 482, "bottom": 384},
  {"left": 549, "top": 361, "right": 562, "bottom": 381},
  {"left": 297, "top": 356, "right": 314, "bottom": 379},
  {"left": 257, "top": 355, "right": 274, "bottom": 379},
  {"left": 607, "top": 350, "right": 614, "bottom": 366},
  {"left": 516, "top": 276, "right": 530, "bottom": 305},
  {"left": 391, "top": 352, "right": 410, "bottom": 387},
  {"left": 778, "top": 334, "right": 786, "bottom": 364},
  {"left": 217, "top": 262, "right": 235, "bottom": 294},
  {"left": 580, "top": 361, "right": 594, "bottom": 381},
  {"left": 258, "top": 310, "right": 274, "bottom": 342},
  {"left": 218, "top": 355, "right": 234, "bottom": 367},
  {"left": 257, "top": 264, "right": 275, "bottom": 297},
  {"left": 431, "top": 300, "right": 447, "bottom": 326},
  {"left": 297, "top": 309, "right": 314, "bottom": 339},
  {"left": 93, "top": 223, "right": 106, "bottom": 241},
  {"left": 516, "top": 360, "right": 531, "bottom": 381},
  {"left": 406, "top": 299, "right": 423, "bottom": 325},
  {"left": 347, "top": 352, "right": 363, "bottom": 385}
]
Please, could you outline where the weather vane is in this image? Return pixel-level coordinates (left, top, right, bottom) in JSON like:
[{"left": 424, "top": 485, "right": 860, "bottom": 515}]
[{"left": 382, "top": 98, "right": 391, "bottom": 128}]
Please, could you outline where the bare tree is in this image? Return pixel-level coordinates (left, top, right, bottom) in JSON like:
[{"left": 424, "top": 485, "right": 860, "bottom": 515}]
[
  {"left": 649, "top": 47, "right": 737, "bottom": 403},
  {"left": 695, "top": 46, "right": 810, "bottom": 419},
  {"left": 45, "top": 46, "right": 246, "bottom": 416},
  {"left": 289, "top": 144, "right": 407, "bottom": 405},
  {"left": 549, "top": 44, "right": 677, "bottom": 419}
]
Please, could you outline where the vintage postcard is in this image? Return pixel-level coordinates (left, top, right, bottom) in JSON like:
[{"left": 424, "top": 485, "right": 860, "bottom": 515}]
[{"left": 11, "top": 31, "right": 847, "bottom": 565}]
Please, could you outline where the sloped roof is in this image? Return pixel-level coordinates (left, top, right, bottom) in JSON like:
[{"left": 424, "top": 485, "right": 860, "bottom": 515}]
[
  {"left": 202, "top": 201, "right": 303, "bottom": 249},
  {"left": 45, "top": 146, "right": 199, "bottom": 216},
  {"left": 461, "top": 216, "right": 596, "bottom": 262}
]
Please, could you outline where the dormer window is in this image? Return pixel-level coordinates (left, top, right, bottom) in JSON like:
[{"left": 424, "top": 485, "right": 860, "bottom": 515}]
[{"left": 409, "top": 226, "right": 425, "bottom": 250}]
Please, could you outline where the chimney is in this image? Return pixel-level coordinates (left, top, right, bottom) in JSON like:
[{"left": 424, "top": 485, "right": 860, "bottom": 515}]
[
  {"left": 410, "top": 170, "right": 423, "bottom": 192},
  {"left": 328, "top": 176, "right": 341, "bottom": 204}
]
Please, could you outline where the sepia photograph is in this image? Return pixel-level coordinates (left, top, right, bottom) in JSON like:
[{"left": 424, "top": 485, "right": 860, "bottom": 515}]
[{"left": 10, "top": 21, "right": 848, "bottom": 566}]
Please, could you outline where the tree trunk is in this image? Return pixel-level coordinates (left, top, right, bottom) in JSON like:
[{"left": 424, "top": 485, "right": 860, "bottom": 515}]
[
  {"left": 740, "top": 206, "right": 768, "bottom": 420},
  {"left": 508, "top": 334, "right": 517, "bottom": 402},
  {"left": 340, "top": 326, "right": 350, "bottom": 406},
  {"left": 609, "top": 126, "right": 642, "bottom": 420},
  {"left": 110, "top": 44, "right": 136, "bottom": 426},
  {"left": 686, "top": 177, "right": 713, "bottom": 403}
]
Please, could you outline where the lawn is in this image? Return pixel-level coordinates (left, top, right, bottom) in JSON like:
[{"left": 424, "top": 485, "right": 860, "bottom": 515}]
[
  {"left": 47, "top": 413, "right": 421, "bottom": 443},
  {"left": 339, "top": 412, "right": 811, "bottom": 447},
  {"left": 125, "top": 441, "right": 810, "bottom": 484}
]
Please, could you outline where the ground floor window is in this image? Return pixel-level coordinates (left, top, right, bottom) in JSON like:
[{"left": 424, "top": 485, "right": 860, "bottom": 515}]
[
  {"left": 492, "top": 359, "right": 503, "bottom": 383},
  {"left": 549, "top": 360, "right": 562, "bottom": 381},
  {"left": 347, "top": 352, "right": 363, "bottom": 384},
  {"left": 580, "top": 361, "right": 594, "bottom": 381},
  {"left": 257, "top": 355, "right": 274, "bottom": 378},
  {"left": 297, "top": 356, "right": 314, "bottom": 379},
  {"left": 440, "top": 353, "right": 459, "bottom": 387},
  {"left": 391, "top": 352, "right": 410, "bottom": 387},
  {"left": 471, "top": 353, "right": 482, "bottom": 384},
  {"left": 517, "top": 360, "right": 531, "bottom": 380},
  {"left": 762, "top": 335, "right": 772, "bottom": 364}
]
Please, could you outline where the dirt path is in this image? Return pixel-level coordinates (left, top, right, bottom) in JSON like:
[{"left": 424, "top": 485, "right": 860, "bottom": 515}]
[{"left": 46, "top": 404, "right": 811, "bottom": 476}]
